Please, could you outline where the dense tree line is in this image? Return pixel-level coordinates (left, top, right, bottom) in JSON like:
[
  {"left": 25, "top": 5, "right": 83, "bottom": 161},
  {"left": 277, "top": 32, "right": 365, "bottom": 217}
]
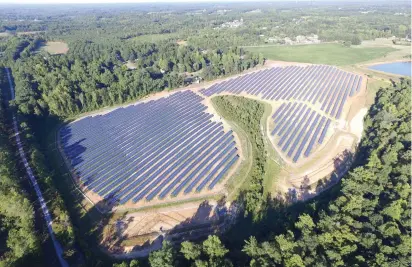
[
  {"left": 2, "top": 36, "right": 261, "bottom": 118},
  {"left": 14, "top": 105, "right": 77, "bottom": 263},
  {"left": 0, "top": 67, "right": 77, "bottom": 264},
  {"left": 0, "top": 69, "right": 40, "bottom": 266},
  {"left": 0, "top": 2, "right": 410, "bottom": 49},
  {"left": 212, "top": 96, "right": 267, "bottom": 220}
]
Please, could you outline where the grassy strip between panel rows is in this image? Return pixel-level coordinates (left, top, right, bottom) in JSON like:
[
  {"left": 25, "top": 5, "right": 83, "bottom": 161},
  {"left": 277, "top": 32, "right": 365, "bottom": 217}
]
[{"left": 211, "top": 95, "right": 279, "bottom": 218}]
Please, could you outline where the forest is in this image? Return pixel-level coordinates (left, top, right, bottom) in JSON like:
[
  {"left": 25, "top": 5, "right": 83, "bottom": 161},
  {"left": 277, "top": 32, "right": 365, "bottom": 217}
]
[
  {"left": 0, "top": 69, "right": 40, "bottom": 266},
  {"left": 211, "top": 96, "right": 267, "bottom": 221},
  {"left": 0, "top": 2, "right": 410, "bottom": 46},
  {"left": 1, "top": 36, "right": 261, "bottom": 117},
  {"left": 0, "top": 1, "right": 410, "bottom": 267}
]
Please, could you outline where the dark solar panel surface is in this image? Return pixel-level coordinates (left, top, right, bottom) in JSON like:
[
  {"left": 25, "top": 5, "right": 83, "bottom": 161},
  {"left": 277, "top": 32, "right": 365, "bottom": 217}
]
[{"left": 60, "top": 91, "right": 239, "bottom": 204}]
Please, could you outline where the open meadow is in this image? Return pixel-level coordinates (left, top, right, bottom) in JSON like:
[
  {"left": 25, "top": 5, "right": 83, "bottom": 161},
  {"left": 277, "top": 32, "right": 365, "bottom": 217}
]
[{"left": 246, "top": 43, "right": 397, "bottom": 66}]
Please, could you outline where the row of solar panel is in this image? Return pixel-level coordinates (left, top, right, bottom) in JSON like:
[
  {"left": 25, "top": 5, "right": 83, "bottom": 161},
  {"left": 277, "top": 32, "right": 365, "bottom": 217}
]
[
  {"left": 200, "top": 65, "right": 362, "bottom": 119},
  {"left": 271, "top": 102, "right": 332, "bottom": 162},
  {"left": 61, "top": 92, "right": 201, "bottom": 152},
  {"left": 62, "top": 102, "right": 208, "bottom": 172},
  {"left": 64, "top": 101, "right": 208, "bottom": 172},
  {"left": 61, "top": 91, "right": 203, "bottom": 148},
  {"left": 98, "top": 122, "right": 224, "bottom": 201},
  {"left": 60, "top": 91, "right": 239, "bottom": 204},
  {"left": 87, "top": 116, "right": 218, "bottom": 194},
  {"left": 62, "top": 95, "right": 206, "bottom": 185}
]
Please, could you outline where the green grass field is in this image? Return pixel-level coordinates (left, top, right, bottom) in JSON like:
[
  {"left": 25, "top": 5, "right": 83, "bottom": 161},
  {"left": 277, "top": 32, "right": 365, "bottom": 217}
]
[{"left": 246, "top": 43, "right": 396, "bottom": 66}]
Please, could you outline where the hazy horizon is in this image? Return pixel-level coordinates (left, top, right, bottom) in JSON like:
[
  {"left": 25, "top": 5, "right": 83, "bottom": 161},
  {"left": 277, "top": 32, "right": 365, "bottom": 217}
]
[{"left": 0, "top": 0, "right": 398, "bottom": 5}]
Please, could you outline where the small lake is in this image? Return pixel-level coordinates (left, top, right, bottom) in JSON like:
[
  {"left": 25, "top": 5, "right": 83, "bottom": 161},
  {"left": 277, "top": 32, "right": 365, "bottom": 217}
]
[{"left": 368, "top": 61, "right": 411, "bottom": 77}]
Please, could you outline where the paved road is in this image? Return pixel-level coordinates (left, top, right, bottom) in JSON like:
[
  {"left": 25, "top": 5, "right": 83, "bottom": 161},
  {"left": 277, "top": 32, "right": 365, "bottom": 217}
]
[{"left": 5, "top": 68, "right": 69, "bottom": 267}]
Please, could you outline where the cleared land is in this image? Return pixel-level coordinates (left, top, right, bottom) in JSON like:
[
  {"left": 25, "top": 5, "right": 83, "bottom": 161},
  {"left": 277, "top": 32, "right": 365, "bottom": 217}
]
[
  {"left": 40, "top": 41, "right": 69, "bottom": 55},
  {"left": 59, "top": 63, "right": 367, "bottom": 208},
  {"left": 246, "top": 43, "right": 396, "bottom": 66},
  {"left": 102, "top": 199, "right": 232, "bottom": 258},
  {"left": 56, "top": 62, "right": 369, "bottom": 256}
]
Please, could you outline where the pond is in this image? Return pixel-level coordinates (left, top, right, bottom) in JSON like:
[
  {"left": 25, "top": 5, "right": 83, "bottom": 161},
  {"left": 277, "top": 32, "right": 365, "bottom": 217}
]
[{"left": 368, "top": 61, "right": 411, "bottom": 77}]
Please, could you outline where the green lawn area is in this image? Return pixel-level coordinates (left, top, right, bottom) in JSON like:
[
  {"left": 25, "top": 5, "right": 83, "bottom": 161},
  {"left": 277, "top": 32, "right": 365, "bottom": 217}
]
[{"left": 246, "top": 43, "right": 396, "bottom": 66}]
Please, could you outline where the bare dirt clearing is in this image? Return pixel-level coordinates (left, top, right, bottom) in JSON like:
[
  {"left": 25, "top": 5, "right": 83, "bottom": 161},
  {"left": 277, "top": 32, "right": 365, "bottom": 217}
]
[
  {"left": 41, "top": 41, "right": 69, "bottom": 55},
  {"left": 125, "top": 60, "right": 137, "bottom": 69},
  {"left": 350, "top": 108, "right": 368, "bottom": 140},
  {"left": 102, "top": 200, "right": 234, "bottom": 258},
  {"left": 177, "top": 40, "right": 188, "bottom": 46}
]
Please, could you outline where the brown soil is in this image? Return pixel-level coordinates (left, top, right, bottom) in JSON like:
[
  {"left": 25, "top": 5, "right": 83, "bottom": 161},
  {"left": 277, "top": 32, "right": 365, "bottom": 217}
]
[
  {"left": 177, "top": 40, "right": 188, "bottom": 46},
  {"left": 41, "top": 41, "right": 69, "bottom": 55},
  {"left": 103, "top": 200, "right": 230, "bottom": 258}
]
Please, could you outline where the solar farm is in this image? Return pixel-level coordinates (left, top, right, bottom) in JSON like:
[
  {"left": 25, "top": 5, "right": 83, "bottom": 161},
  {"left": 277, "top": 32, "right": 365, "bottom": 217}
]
[
  {"left": 58, "top": 63, "right": 366, "bottom": 208},
  {"left": 60, "top": 91, "right": 240, "bottom": 206},
  {"left": 200, "top": 65, "right": 364, "bottom": 164}
]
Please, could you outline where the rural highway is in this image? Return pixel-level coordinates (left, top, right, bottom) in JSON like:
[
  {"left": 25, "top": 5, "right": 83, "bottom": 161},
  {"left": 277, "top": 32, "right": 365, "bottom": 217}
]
[{"left": 5, "top": 68, "right": 69, "bottom": 267}]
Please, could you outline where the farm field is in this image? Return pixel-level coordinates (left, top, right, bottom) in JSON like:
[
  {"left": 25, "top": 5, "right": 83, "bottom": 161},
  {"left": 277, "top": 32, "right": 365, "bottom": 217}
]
[{"left": 246, "top": 43, "right": 396, "bottom": 66}]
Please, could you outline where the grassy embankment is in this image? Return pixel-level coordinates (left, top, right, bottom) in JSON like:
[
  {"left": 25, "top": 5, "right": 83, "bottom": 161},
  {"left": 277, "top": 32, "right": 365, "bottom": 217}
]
[
  {"left": 246, "top": 43, "right": 396, "bottom": 66},
  {"left": 211, "top": 96, "right": 281, "bottom": 200}
]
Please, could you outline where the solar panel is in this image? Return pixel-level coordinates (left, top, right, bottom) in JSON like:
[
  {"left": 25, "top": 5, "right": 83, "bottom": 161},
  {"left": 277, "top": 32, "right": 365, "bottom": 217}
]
[{"left": 61, "top": 64, "right": 361, "bottom": 205}]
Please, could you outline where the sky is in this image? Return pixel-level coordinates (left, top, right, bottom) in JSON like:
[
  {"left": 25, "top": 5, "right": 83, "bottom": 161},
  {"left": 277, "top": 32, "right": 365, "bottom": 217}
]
[{"left": 2, "top": 0, "right": 265, "bottom": 4}]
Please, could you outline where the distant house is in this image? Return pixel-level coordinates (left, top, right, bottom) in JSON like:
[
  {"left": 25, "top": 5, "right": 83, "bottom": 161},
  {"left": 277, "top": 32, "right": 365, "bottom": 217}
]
[
  {"left": 219, "top": 18, "right": 244, "bottom": 29},
  {"left": 184, "top": 76, "right": 203, "bottom": 85}
]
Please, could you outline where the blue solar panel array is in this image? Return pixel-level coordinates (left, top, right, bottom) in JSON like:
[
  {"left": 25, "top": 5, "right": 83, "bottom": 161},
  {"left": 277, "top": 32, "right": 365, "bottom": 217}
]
[
  {"left": 200, "top": 65, "right": 362, "bottom": 119},
  {"left": 200, "top": 65, "right": 363, "bottom": 162},
  {"left": 60, "top": 91, "right": 239, "bottom": 204},
  {"left": 269, "top": 103, "right": 333, "bottom": 163}
]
